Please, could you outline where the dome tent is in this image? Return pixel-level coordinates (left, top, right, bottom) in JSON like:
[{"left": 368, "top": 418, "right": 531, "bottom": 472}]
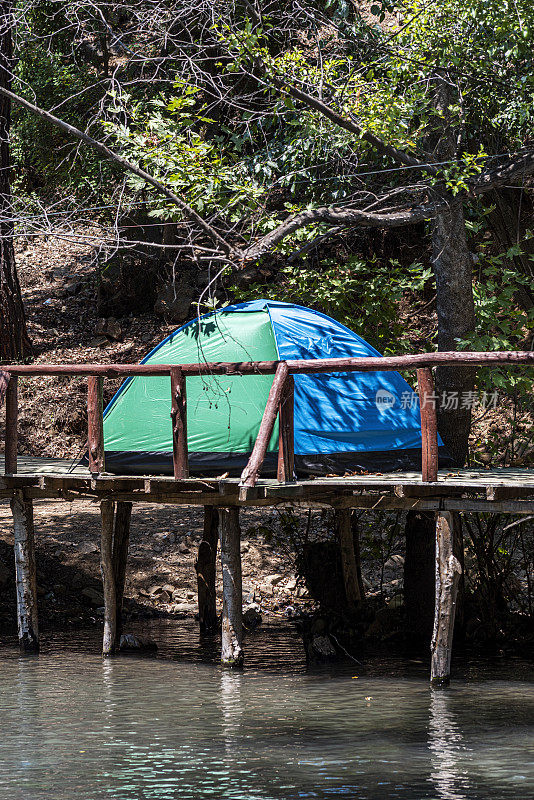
[{"left": 102, "top": 300, "right": 446, "bottom": 475}]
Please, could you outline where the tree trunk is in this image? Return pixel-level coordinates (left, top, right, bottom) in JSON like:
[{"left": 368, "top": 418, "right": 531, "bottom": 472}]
[
  {"left": 429, "top": 76, "right": 475, "bottom": 466},
  {"left": 431, "top": 511, "right": 463, "bottom": 685},
  {"left": 100, "top": 499, "right": 117, "bottom": 656},
  {"left": 219, "top": 507, "right": 243, "bottom": 668},
  {"left": 335, "top": 509, "right": 361, "bottom": 613},
  {"left": 112, "top": 500, "right": 132, "bottom": 641},
  {"left": 195, "top": 507, "right": 219, "bottom": 632},
  {"left": 0, "top": 2, "right": 31, "bottom": 361},
  {"left": 11, "top": 491, "right": 39, "bottom": 652}
]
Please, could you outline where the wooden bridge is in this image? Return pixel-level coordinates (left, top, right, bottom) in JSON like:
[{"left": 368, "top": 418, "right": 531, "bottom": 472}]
[{"left": 1, "top": 351, "right": 533, "bottom": 683}]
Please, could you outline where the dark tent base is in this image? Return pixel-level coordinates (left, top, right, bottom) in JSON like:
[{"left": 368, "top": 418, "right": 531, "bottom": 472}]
[{"left": 97, "top": 447, "right": 454, "bottom": 477}]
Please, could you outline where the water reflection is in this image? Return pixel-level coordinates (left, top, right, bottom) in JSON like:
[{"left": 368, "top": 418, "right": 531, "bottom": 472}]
[
  {"left": 0, "top": 637, "right": 532, "bottom": 799},
  {"left": 428, "top": 689, "right": 470, "bottom": 800}
]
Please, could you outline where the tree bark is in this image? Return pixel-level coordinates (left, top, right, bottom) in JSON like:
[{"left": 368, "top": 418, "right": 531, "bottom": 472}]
[
  {"left": 220, "top": 507, "right": 243, "bottom": 667},
  {"left": 429, "top": 76, "right": 476, "bottom": 466},
  {"left": 0, "top": 2, "right": 31, "bottom": 361},
  {"left": 195, "top": 507, "right": 219, "bottom": 632},
  {"left": 112, "top": 500, "right": 132, "bottom": 641},
  {"left": 431, "top": 511, "right": 463, "bottom": 685},
  {"left": 335, "top": 509, "right": 361, "bottom": 613},
  {"left": 100, "top": 499, "right": 117, "bottom": 656},
  {"left": 11, "top": 491, "right": 39, "bottom": 652}
]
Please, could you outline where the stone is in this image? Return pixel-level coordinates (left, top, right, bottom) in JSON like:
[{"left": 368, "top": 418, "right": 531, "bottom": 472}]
[
  {"left": 295, "top": 586, "right": 309, "bottom": 598},
  {"left": 154, "top": 283, "right": 195, "bottom": 323},
  {"left": 385, "top": 555, "right": 405, "bottom": 569},
  {"left": 172, "top": 602, "right": 196, "bottom": 614},
  {"left": 311, "top": 634, "right": 337, "bottom": 660},
  {"left": 388, "top": 593, "right": 404, "bottom": 609},
  {"left": 75, "top": 541, "right": 98, "bottom": 555},
  {"left": 119, "top": 634, "right": 158, "bottom": 652},
  {"left": 178, "top": 543, "right": 190, "bottom": 554},
  {"left": 243, "top": 603, "right": 262, "bottom": 629},
  {"left": 265, "top": 573, "right": 284, "bottom": 586},
  {"left": 71, "top": 572, "right": 85, "bottom": 590},
  {"left": 286, "top": 578, "right": 297, "bottom": 591},
  {"left": 185, "top": 590, "right": 196, "bottom": 600},
  {"left": 81, "top": 587, "right": 105, "bottom": 607}
]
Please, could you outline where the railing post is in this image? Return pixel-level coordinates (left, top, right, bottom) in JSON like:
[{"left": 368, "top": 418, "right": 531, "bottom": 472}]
[
  {"left": 239, "top": 362, "right": 289, "bottom": 498},
  {"left": 5, "top": 374, "right": 18, "bottom": 474},
  {"left": 170, "top": 367, "right": 188, "bottom": 479},
  {"left": 87, "top": 376, "right": 105, "bottom": 476},
  {"left": 277, "top": 373, "right": 295, "bottom": 483},
  {"left": 417, "top": 367, "right": 438, "bottom": 482}
]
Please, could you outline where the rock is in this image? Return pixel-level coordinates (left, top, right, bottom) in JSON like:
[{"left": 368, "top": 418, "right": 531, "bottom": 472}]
[
  {"left": 385, "top": 555, "right": 405, "bottom": 569},
  {"left": 154, "top": 283, "right": 194, "bottom": 323},
  {"left": 81, "top": 587, "right": 105, "bottom": 607},
  {"left": 295, "top": 586, "right": 309, "bottom": 598},
  {"left": 148, "top": 585, "right": 166, "bottom": 596},
  {"left": 75, "top": 541, "right": 98, "bottom": 555},
  {"left": 119, "top": 634, "right": 158, "bottom": 652},
  {"left": 286, "top": 577, "right": 297, "bottom": 591},
  {"left": 265, "top": 574, "right": 284, "bottom": 586},
  {"left": 243, "top": 603, "right": 262, "bottom": 629},
  {"left": 163, "top": 533, "right": 176, "bottom": 545},
  {"left": 185, "top": 590, "right": 196, "bottom": 600},
  {"left": 70, "top": 572, "right": 85, "bottom": 590},
  {"left": 258, "top": 583, "right": 274, "bottom": 596},
  {"left": 311, "top": 634, "right": 337, "bottom": 660},
  {"left": 155, "top": 590, "right": 171, "bottom": 603},
  {"left": 96, "top": 316, "right": 123, "bottom": 341},
  {"left": 171, "top": 602, "right": 196, "bottom": 614},
  {"left": 178, "top": 543, "right": 190, "bottom": 554},
  {"left": 0, "top": 560, "right": 10, "bottom": 587},
  {"left": 388, "top": 593, "right": 404, "bottom": 609}
]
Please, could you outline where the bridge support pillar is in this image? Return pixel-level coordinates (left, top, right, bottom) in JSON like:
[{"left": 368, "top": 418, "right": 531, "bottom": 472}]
[
  {"left": 219, "top": 507, "right": 243, "bottom": 668},
  {"left": 196, "top": 507, "right": 218, "bottom": 633},
  {"left": 431, "top": 511, "right": 462, "bottom": 685},
  {"left": 11, "top": 490, "right": 39, "bottom": 653}
]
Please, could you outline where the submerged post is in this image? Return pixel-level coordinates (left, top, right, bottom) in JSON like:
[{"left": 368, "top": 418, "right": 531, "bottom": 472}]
[
  {"left": 112, "top": 500, "right": 132, "bottom": 641},
  {"left": 431, "top": 511, "right": 462, "bottom": 685},
  {"left": 100, "top": 499, "right": 117, "bottom": 656},
  {"left": 170, "top": 367, "right": 188, "bottom": 479},
  {"left": 195, "top": 507, "right": 219, "bottom": 632},
  {"left": 220, "top": 507, "right": 243, "bottom": 668},
  {"left": 11, "top": 490, "right": 39, "bottom": 652},
  {"left": 277, "top": 373, "right": 295, "bottom": 483},
  {"left": 417, "top": 367, "right": 438, "bottom": 482},
  {"left": 88, "top": 376, "right": 105, "bottom": 475},
  {"left": 5, "top": 374, "right": 18, "bottom": 474}
]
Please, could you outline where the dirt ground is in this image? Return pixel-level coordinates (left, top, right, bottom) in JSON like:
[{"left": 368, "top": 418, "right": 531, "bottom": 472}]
[{"left": 0, "top": 499, "right": 312, "bottom": 634}]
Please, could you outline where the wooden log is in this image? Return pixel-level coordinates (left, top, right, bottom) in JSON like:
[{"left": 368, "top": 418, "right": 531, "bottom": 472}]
[
  {"left": 112, "top": 500, "right": 132, "bottom": 640},
  {"left": 5, "top": 374, "right": 18, "bottom": 474},
  {"left": 100, "top": 499, "right": 117, "bottom": 656},
  {"left": 220, "top": 507, "right": 244, "bottom": 667},
  {"left": 239, "top": 362, "right": 289, "bottom": 496},
  {"left": 3, "top": 350, "right": 534, "bottom": 377},
  {"left": 0, "top": 370, "right": 10, "bottom": 406},
  {"left": 417, "top": 367, "right": 439, "bottom": 482},
  {"left": 10, "top": 491, "right": 39, "bottom": 652},
  {"left": 430, "top": 511, "right": 463, "bottom": 685},
  {"left": 87, "top": 376, "right": 105, "bottom": 475},
  {"left": 277, "top": 374, "right": 295, "bottom": 483},
  {"left": 170, "top": 367, "right": 188, "bottom": 479},
  {"left": 195, "top": 507, "right": 219, "bottom": 632},
  {"left": 335, "top": 509, "right": 361, "bottom": 613}
]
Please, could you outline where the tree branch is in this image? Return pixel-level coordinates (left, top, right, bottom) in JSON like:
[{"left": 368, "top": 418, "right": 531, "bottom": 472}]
[
  {"left": 243, "top": 202, "right": 440, "bottom": 261},
  {"left": 0, "top": 85, "right": 240, "bottom": 260},
  {"left": 470, "top": 149, "right": 534, "bottom": 195}
]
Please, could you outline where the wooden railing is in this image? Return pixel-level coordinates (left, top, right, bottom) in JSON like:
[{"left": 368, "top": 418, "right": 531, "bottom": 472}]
[{"left": 1, "top": 350, "right": 533, "bottom": 486}]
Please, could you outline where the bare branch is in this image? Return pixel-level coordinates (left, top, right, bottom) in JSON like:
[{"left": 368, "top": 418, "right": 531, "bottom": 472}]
[{"left": 0, "top": 84, "right": 240, "bottom": 261}]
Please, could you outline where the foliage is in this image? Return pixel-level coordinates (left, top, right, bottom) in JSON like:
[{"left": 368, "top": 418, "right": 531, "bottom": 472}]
[{"left": 231, "top": 257, "right": 432, "bottom": 352}]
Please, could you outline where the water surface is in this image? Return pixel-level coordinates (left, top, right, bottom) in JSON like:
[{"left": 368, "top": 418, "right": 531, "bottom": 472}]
[{"left": 0, "top": 626, "right": 532, "bottom": 800}]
